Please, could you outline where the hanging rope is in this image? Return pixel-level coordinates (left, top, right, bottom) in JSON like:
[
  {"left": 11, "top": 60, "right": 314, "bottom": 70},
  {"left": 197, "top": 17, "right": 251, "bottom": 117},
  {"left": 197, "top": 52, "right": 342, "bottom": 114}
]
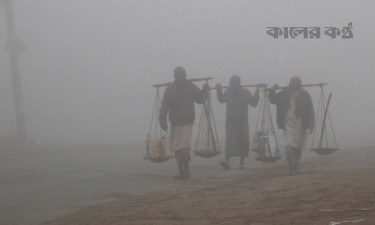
[
  {"left": 327, "top": 106, "right": 338, "bottom": 149},
  {"left": 266, "top": 91, "right": 280, "bottom": 155},
  {"left": 311, "top": 87, "right": 323, "bottom": 150},
  {"left": 145, "top": 87, "right": 172, "bottom": 163},
  {"left": 251, "top": 89, "right": 281, "bottom": 163},
  {"left": 148, "top": 88, "right": 159, "bottom": 139},
  {"left": 209, "top": 94, "right": 221, "bottom": 153},
  {"left": 193, "top": 82, "right": 221, "bottom": 158},
  {"left": 310, "top": 85, "right": 339, "bottom": 155}
]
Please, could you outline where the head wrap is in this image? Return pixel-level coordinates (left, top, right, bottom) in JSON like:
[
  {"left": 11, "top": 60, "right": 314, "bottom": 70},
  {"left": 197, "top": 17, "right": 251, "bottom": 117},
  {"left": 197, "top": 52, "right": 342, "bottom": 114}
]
[
  {"left": 174, "top": 66, "right": 186, "bottom": 78},
  {"left": 289, "top": 76, "right": 302, "bottom": 88},
  {"left": 229, "top": 75, "right": 241, "bottom": 89}
]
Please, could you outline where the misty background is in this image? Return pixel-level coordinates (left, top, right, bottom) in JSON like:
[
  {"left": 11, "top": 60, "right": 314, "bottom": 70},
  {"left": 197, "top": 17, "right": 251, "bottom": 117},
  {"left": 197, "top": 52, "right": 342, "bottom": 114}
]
[{"left": 0, "top": 0, "right": 374, "bottom": 147}]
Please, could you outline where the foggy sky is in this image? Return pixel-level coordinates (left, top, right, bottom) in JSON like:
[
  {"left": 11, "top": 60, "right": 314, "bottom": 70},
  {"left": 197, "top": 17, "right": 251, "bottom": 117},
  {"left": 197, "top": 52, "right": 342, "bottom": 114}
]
[{"left": 0, "top": 0, "right": 374, "bottom": 146}]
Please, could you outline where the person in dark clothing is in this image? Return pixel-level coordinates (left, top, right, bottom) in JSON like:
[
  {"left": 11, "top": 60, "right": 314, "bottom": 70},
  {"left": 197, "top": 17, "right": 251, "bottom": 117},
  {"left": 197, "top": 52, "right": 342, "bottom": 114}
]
[
  {"left": 216, "top": 75, "right": 260, "bottom": 169},
  {"left": 269, "top": 76, "right": 315, "bottom": 175},
  {"left": 159, "top": 66, "right": 208, "bottom": 179}
]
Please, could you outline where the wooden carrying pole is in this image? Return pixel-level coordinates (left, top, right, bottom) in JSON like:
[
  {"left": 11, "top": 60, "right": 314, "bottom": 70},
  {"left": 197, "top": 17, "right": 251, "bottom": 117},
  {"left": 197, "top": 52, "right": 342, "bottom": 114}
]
[
  {"left": 318, "top": 93, "right": 333, "bottom": 149},
  {"left": 271, "top": 83, "right": 328, "bottom": 90},
  {"left": 210, "top": 83, "right": 267, "bottom": 90},
  {"left": 152, "top": 77, "right": 213, "bottom": 88}
]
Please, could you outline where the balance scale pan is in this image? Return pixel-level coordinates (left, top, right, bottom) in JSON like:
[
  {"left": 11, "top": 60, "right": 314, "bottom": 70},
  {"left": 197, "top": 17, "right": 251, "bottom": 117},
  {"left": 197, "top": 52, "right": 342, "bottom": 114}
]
[
  {"left": 144, "top": 156, "right": 173, "bottom": 163},
  {"left": 193, "top": 150, "right": 221, "bottom": 158},
  {"left": 311, "top": 148, "right": 339, "bottom": 155}
]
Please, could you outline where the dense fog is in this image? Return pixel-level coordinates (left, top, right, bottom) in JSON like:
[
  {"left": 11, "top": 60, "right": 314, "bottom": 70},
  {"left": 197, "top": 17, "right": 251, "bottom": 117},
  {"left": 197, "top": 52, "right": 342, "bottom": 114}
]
[{"left": 0, "top": 0, "right": 374, "bottom": 147}]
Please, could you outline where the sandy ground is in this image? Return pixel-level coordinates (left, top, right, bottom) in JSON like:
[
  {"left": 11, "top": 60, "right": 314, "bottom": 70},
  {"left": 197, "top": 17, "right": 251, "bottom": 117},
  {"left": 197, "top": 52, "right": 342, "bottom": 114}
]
[
  {"left": 1, "top": 136, "right": 374, "bottom": 225},
  {"left": 38, "top": 145, "right": 375, "bottom": 225}
]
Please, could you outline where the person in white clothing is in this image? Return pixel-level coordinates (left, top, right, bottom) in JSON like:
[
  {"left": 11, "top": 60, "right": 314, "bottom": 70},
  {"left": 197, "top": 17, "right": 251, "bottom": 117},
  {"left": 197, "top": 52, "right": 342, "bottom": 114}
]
[{"left": 269, "top": 76, "right": 315, "bottom": 175}]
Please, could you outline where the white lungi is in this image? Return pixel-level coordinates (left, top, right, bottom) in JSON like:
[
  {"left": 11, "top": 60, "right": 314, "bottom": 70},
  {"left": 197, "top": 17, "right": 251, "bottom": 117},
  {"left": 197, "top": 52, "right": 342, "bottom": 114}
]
[
  {"left": 281, "top": 92, "right": 308, "bottom": 150},
  {"left": 168, "top": 124, "right": 193, "bottom": 152}
]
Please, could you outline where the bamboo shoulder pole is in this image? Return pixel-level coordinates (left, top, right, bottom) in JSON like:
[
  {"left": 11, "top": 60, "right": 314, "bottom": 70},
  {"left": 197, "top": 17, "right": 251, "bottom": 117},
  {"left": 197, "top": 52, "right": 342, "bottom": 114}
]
[
  {"left": 152, "top": 77, "right": 213, "bottom": 88},
  {"left": 270, "top": 83, "right": 328, "bottom": 90},
  {"left": 210, "top": 83, "right": 268, "bottom": 90}
]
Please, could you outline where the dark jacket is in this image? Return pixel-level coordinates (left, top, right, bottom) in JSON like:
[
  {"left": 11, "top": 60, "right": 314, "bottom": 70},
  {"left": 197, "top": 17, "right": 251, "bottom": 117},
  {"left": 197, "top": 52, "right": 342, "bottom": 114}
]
[
  {"left": 159, "top": 81, "right": 204, "bottom": 127},
  {"left": 217, "top": 87, "right": 259, "bottom": 128},
  {"left": 269, "top": 88, "right": 315, "bottom": 130}
]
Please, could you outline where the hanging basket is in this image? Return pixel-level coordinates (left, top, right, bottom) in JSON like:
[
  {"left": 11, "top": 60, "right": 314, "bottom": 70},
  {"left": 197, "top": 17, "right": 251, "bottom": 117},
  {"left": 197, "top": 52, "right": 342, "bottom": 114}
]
[
  {"left": 311, "top": 148, "right": 338, "bottom": 155},
  {"left": 252, "top": 90, "right": 281, "bottom": 163},
  {"left": 310, "top": 92, "right": 339, "bottom": 156},
  {"left": 144, "top": 135, "right": 173, "bottom": 163},
  {"left": 144, "top": 155, "right": 173, "bottom": 163},
  {"left": 144, "top": 86, "right": 173, "bottom": 163},
  {"left": 193, "top": 85, "right": 221, "bottom": 158},
  {"left": 252, "top": 135, "right": 282, "bottom": 163}
]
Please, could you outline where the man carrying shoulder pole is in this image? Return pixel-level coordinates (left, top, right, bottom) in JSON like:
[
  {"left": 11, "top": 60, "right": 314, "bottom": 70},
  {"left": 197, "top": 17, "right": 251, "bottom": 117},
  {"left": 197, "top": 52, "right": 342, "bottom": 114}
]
[{"left": 159, "top": 67, "right": 209, "bottom": 179}]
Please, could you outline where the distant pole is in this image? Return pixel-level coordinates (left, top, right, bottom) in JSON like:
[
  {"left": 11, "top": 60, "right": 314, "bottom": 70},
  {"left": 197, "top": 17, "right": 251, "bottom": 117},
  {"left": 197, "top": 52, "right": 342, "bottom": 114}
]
[{"left": 4, "top": 0, "right": 27, "bottom": 140}]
